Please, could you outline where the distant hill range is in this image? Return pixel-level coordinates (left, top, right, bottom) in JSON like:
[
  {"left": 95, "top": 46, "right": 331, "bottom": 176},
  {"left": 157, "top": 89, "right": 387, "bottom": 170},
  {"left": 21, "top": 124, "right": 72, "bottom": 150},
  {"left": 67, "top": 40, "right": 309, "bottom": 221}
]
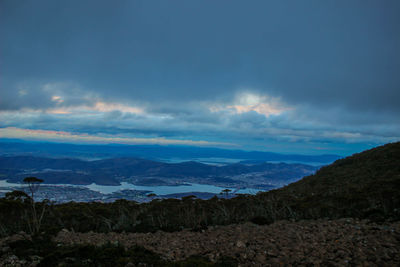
[
  {"left": 0, "top": 140, "right": 340, "bottom": 164},
  {"left": 0, "top": 155, "right": 317, "bottom": 189}
]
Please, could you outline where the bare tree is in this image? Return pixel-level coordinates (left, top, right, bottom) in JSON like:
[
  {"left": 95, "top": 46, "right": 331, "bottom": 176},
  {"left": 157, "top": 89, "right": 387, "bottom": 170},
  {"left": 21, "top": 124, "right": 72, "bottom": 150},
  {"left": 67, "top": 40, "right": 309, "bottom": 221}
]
[{"left": 23, "top": 177, "right": 45, "bottom": 234}]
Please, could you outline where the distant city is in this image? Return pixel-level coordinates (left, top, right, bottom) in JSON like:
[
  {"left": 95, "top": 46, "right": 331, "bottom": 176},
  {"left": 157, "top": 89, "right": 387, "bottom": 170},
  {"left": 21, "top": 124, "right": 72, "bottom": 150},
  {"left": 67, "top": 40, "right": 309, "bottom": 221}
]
[{"left": 0, "top": 141, "right": 339, "bottom": 203}]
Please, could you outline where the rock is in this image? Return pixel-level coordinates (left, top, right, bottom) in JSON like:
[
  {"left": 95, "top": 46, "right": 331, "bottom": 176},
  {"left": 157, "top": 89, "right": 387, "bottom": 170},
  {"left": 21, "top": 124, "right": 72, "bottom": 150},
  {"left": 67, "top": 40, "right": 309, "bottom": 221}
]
[
  {"left": 255, "top": 253, "right": 266, "bottom": 262},
  {"left": 44, "top": 218, "right": 400, "bottom": 266},
  {"left": 236, "top": 240, "right": 246, "bottom": 248}
]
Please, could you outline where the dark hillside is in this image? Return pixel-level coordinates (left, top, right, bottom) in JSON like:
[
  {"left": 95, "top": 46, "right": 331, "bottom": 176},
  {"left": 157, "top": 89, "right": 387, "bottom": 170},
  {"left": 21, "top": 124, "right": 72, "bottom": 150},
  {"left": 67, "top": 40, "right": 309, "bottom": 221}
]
[{"left": 268, "top": 141, "right": 400, "bottom": 220}]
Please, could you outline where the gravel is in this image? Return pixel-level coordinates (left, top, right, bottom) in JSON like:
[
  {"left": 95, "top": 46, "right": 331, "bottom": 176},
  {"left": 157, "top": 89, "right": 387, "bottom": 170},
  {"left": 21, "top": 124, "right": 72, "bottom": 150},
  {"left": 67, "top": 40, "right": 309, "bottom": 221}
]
[{"left": 50, "top": 218, "right": 400, "bottom": 266}]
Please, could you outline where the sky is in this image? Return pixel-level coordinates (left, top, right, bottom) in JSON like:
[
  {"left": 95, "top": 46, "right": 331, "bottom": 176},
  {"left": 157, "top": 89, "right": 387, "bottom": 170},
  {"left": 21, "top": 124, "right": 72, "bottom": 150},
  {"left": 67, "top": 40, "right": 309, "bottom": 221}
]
[{"left": 0, "top": 0, "right": 399, "bottom": 156}]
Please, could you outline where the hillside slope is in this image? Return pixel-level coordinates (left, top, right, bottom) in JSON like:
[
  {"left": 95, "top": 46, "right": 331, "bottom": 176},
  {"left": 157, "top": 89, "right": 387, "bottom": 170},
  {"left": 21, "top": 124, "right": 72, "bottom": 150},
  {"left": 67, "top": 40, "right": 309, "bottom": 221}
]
[{"left": 264, "top": 141, "right": 400, "bottom": 220}]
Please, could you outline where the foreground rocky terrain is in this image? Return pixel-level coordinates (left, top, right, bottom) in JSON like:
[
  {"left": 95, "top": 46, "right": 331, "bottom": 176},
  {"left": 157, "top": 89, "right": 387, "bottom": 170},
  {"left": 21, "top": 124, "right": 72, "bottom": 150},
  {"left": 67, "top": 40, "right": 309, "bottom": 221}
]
[{"left": 1, "top": 218, "right": 399, "bottom": 266}]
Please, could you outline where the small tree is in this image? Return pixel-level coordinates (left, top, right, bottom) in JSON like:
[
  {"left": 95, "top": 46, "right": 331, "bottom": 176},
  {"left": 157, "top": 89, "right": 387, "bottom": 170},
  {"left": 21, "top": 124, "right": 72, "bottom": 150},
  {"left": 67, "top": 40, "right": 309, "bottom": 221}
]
[
  {"left": 221, "top": 189, "right": 232, "bottom": 197},
  {"left": 5, "top": 190, "right": 31, "bottom": 203},
  {"left": 23, "top": 177, "right": 45, "bottom": 234}
]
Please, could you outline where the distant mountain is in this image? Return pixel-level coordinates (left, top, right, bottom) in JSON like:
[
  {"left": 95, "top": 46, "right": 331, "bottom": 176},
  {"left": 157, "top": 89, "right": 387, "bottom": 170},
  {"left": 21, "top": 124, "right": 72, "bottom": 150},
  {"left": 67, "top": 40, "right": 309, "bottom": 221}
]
[
  {"left": 0, "top": 140, "right": 340, "bottom": 164},
  {"left": 0, "top": 155, "right": 317, "bottom": 188}
]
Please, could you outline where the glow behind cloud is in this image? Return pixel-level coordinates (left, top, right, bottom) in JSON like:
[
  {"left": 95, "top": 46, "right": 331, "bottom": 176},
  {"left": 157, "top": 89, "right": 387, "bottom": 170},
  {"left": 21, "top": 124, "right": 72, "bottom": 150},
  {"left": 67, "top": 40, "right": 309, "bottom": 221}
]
[
  {"left": 212, "top": 92, "right": 289, "bottom": 117},
  {"left": 46, "top": 101, "right": 144, "bottom": 115}
]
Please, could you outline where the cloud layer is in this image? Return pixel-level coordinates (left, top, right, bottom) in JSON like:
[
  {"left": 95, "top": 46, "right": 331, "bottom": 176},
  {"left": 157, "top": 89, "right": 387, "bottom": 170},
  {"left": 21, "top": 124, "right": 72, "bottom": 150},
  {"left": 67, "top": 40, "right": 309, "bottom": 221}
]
[{"left": 1, "top": 0, "right": 399, "bottom": 155}]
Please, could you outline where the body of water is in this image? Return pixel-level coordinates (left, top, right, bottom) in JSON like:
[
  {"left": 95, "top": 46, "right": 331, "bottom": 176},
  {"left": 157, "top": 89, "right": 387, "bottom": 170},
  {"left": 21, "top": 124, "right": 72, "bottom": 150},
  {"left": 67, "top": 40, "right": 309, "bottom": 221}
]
[
  {"left": 0, "top": 180, "right": 23, "bottom": 187},
  {"left": 0, "top": 180, "right": 261, "bottom": 196},
  {"left": 86, "top": 182, "right": 260, "bottom": 195}
]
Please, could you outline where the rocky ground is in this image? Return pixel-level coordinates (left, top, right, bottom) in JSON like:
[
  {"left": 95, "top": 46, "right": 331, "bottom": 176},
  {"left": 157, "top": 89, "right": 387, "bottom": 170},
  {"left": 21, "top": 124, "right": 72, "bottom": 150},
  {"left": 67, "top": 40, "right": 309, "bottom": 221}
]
[{"left": 1, "top": 218, "right": 399, "bottom": 266}]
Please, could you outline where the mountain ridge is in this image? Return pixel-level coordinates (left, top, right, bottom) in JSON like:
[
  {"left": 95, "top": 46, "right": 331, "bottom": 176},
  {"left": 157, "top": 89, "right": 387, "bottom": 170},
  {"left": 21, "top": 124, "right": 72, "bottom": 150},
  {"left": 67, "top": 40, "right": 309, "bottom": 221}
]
[
  {"left": 0, "top": 140, "right": 341, "bottom": 164},
  {"left": 0, "top": 155, "right": 317, "bottom": 188}
]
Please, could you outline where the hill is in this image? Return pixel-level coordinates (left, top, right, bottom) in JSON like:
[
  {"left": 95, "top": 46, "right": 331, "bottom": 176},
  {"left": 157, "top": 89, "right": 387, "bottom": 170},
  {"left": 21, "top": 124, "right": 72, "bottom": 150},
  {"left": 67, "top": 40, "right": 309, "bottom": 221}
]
[
  {"left": 0, "top": 156, "right": 317, "bottom": 189},
  {"left": 268, "top": 141, "right": 400, "bottom": 221}
]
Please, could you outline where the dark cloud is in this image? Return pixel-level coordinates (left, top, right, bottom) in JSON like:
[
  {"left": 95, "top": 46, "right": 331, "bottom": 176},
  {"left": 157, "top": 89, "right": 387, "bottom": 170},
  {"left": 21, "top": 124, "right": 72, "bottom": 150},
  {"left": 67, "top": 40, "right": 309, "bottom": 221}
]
[
  {"left": 1, "top": 0, "right": 399, "bottom": 154},
  {"left": 2, "top": 0, "right": 399, "bottom": 111}
]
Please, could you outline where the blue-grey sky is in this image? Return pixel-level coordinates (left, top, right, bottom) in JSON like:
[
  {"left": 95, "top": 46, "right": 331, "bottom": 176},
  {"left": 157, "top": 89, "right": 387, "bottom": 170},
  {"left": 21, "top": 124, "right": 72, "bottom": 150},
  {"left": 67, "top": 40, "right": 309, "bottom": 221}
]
[{"left": 0, "top": 0, "right": 399, "bottom": 155}]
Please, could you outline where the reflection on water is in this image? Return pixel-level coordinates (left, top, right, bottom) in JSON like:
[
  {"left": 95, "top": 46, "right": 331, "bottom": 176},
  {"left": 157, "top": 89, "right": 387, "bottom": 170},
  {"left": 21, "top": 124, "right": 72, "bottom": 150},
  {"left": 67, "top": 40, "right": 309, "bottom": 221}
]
[
  {"left": 0, "top": 180, "right": 23, "bottom": 187},
  {"left": 0, "top": 180, "right": 261, "bottom": 196},
  {"left": 86, "top": 182, "right": 261, "bottom": 195}
]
